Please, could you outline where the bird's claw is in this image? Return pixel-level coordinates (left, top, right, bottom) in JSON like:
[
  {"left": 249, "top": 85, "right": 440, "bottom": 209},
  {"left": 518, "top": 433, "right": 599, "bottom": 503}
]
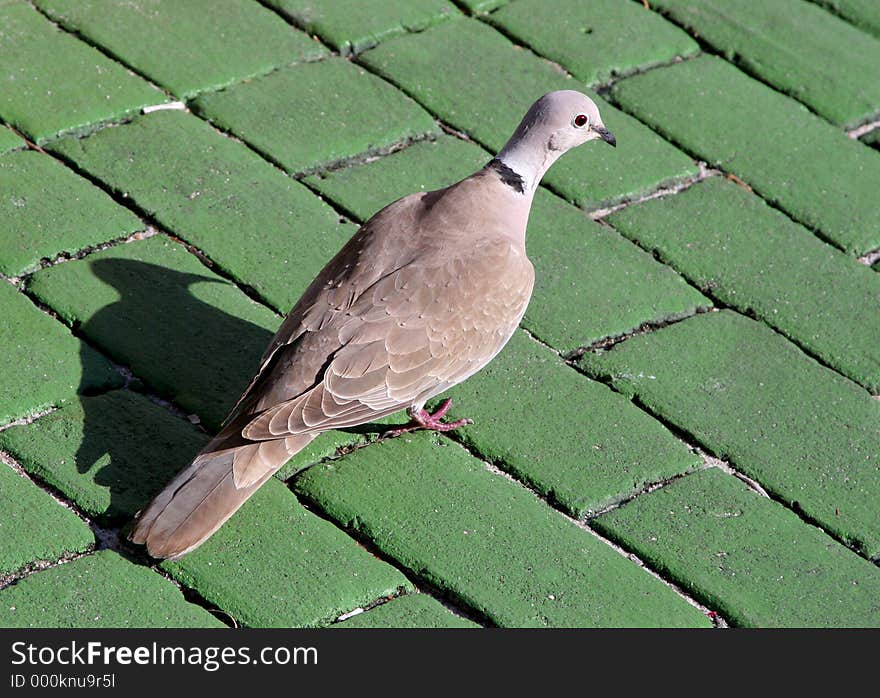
[{"left": 385, "top": 398, "right": 473, "bottom": 438}]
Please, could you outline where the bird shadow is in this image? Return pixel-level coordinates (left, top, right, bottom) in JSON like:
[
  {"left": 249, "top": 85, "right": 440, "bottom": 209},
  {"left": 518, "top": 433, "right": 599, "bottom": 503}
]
[
  {"left": 74, "top": 257, "right": 273, "bottom": 526},
  {"left": 72, "top": 257, "right": 404, "bottom": 528}
]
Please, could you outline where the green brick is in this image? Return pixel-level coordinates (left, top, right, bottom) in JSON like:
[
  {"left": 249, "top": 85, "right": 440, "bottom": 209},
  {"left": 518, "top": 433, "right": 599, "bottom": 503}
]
[
  {"left": 437, "top": 331, "right": 700, "bottom": 516},
  {"left": 0, "top": 465, "right": 93, "bottom": 576},
  {"left": 0, "top": 150, "right": 141, "bottom": 277},
  {"left": 359, "top": 19, "right": 697, "bottom": 210},
  {"left": 581, "top": 311, "right": 880, "bottom": 558},
  {"left": 595, "top": 469, "right": 880, "bottom": 627},
  {"left": 265, "top": 0, "right": 458, "bottom": 54},
  {"left": 19, "top": 218, "right": 406, "bottom": 470},
  {"left": 488, "top": 0, "right": 699, "bottom": 85},
  {"left": 0, "top": 3, "right": 163, "bottom": 142},
  {"left": 0, "top": 390, "right": 209, "bottom": 524},
  {"left": 813, "top": 0, "right": 880, "bottom": 39},
  {"left": 25, "top": 236, "right": 278, "bottom": 432},
  {"left": 309, "top": 129, "right": 707, "bottom": 353},
  {"left": 611, "top": 56, "right": 880, "bottom": 255},
  {"left": 295, "top": 434, "right": 710, "bottom": 627},
  {"left": 0, "top": 124, "right": 22, "bottom": 154},
  {"left": 51, "top": 110, "right": 349, "bottom": 312},
  {"left": 0, "top": 550, "right": 223, "bottom": 628},
  {"left": 608, "top": 177, "right": 880, "bottom": 392},
  {"left": 305, "top": 135, "right": 491, "bottom": 220},
  {"left": 162, "top": 478, "right": 411, "bottom": 628},
  {"left": 192, "top": 58, "right": 438, "bottom": 174},
  {"left": 337, "top": 594, "right": 479, "bottom": 628},
  {"left": 34, "top": 0, "right": 326, "bottom": 99},
  {"left": 0, "top": 283, "right": 121, "bottom": 426},
  {"left": 649, "top": 0, "right": 880, "bottom": 127},
  {"left": 526, "top": 192, "right": 707, "bottom": 350}
]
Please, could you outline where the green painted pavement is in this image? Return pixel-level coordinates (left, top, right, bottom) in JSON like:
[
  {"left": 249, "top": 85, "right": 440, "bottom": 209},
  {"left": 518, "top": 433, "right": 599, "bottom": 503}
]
[
  {"left": 51, "top": 110, "right": 350, "bottom": 313},
  {"left": 438, "top": 331, "right": 700, "bottom": 516},
  {"left": 488, "top": 0, "right": 699, "bottom": 85},
  {"left": 35, "top": 0, "right": 327, "bottom": 99},
  {"left": 595, "top": 469, "right": 880, "bottom": 627},
  {"left": 813, "top": 0, "right": 880, "bottom": 39},
  {"left": 608, "top": 177, "right": 880, "bottom": 392},
  {"left": 25, "top": 236, "right": 278, "bottom": 432},
  {"left": 0, "top": 282, "right": 121, "bottom": 426},
  {"left": 0, "top": 124, "right": 22, "bottom": 154},
  {"left": 0, "top": 550, "right": 223, "bottom": 628},
  {"left": 0, "top": 390, "right": 208, "bottom": 525},
  {"left": 0, "top": 149, "right": 141, "bottom": 277},
  {"left": 162, "top": 478, "right": 411, "bottom": 628},
  {"left": 526, "top": 192, "right": 707, "bottom": 350},
  {"left": 295, "top": 434, "right": 711, "bottom": 627},
  {"left": 265, "top": 0, "right": 458, "bottom": 54},
  {"left": 20, "top": 218, "right": 407, "bottom": 472},
  {"left": 611, "top": 55, "right": 880, "bottom": 255},
  {"left": 581, "top": 311, "right": 880, "bottom": 558},
  {"left": 650, "top": 0, "right": 880, "bottom": 127},
  {"left": 305, "top": 135, "right": 491, "bottom": 220},
  {"left": 337, "top": 594, "right": 478, "bottom": 628},
  {"left": 359, "top": 19, "right": 698, "bottom": 210},
  {"left": 308, "top": 129, "right": 707, "bottom": 353},
  {"left": 0, "top": 3, "right": 162, "bottom": 142},
  {"left": 0, "top": 464, "right": 93, "bottom": 577},
  {"left": 192, "top": 58, "right": 439, "bottom": 174}
]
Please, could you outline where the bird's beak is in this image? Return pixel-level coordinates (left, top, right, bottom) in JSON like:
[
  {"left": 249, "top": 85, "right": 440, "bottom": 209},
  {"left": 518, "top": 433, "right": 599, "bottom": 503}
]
[{"left": 593, "top": 125, "right": 616, "bottom": 147}]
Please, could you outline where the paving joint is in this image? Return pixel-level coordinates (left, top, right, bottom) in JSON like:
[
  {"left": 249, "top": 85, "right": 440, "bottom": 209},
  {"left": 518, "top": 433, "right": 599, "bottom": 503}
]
[
  {"left": 290, "top": 478, "right": 496, "bottom": 626},
  {"left": 440, "top": 435, "right": 727, "bottom": 626}
]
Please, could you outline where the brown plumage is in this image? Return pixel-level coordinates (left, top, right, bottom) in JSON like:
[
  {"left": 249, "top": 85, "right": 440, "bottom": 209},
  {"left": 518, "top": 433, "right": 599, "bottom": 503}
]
[{"left": 130, "top": 90, "right": 615, "bottom": 559}]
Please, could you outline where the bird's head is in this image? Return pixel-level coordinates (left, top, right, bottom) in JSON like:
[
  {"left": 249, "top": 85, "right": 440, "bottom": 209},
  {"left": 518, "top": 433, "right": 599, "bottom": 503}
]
[
  {"left": 495, "top": 90, "right": 615, "bottom": 194},
  {"left": 507, "top": 90, "right": 616, "bottom": 155}
]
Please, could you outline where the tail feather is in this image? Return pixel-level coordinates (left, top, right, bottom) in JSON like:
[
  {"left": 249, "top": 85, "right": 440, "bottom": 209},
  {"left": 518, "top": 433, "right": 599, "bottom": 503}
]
[{"left": 129, "top": 420, "right": 315, "bottom": 559}]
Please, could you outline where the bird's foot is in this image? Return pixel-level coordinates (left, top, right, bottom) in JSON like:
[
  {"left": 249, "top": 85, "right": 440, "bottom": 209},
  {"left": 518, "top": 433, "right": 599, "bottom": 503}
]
[{"left": 385, "top": 398, "right": 473, "bottom": 438}]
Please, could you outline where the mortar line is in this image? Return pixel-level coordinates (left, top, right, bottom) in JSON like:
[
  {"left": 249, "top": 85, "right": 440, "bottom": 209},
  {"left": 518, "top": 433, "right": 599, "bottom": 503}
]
[
  {"left": 1, "top": 442, "right": 237, "bottom": 626},
  {"left": 6, "top": 228, "right": 158, "bottom": 284},
  {"left": 254, "top": 0, "right": 461, "bottom": 59},
  {"left": 14, "top": 281, "right": 215, "bottom": 432},
  {"left": 637, "top": 0, "right": 880, "bottom": 133},
  {"left": 858, "top": 246, "right": 880, "bottom": 267},
  {"left": 26, "top": 140, "right": 292, "bottom": 317},
  {"left": 600, "top": 90, "right": 872, "bottom": 257},
  {"left": 291, "top": 483, "right": 497, "bottom": 627},
  {"left": 435, "top": 434, "right": 727, "bottom": 627},
  {"left": 27, "top": 0, "right": 331, "bottom": 112},
  {"left": 471, "top": 7, "right": 703, "bottom": 92},
  {"left": 596, "top": 215, "right": 879, "bottom": 395},
  {"left": 587, "top": 162, "right": 718, "bottom": 219},
  {"left": 521, "top": 323, "right": 878, "bottom": 546},
  {"left": 848, "top": 117, "right": 880, "bottom": 140},
  {"left": 570, "top": 358, "right": 880, "bottom": 566}
]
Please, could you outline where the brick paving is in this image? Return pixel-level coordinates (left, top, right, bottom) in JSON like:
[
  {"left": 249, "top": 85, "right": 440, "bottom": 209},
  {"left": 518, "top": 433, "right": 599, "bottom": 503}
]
[{"left": 0, "top": 0, "right": 877, "bottom": 628}]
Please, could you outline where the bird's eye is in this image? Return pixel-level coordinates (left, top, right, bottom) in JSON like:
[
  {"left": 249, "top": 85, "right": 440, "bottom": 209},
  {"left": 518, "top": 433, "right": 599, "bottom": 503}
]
[{"left": 573, "top": 114, "right": 589, "bottom": 128}]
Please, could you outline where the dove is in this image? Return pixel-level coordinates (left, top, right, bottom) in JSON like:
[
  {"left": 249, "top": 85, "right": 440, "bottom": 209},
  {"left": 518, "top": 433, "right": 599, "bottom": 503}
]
[{"left": 130, "top": 90, "right": 616, "bottom": 559}]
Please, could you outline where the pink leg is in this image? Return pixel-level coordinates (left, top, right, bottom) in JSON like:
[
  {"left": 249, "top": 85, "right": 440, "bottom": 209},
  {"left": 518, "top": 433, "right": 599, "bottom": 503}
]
[{"left": 386, "top": 398, "right": 473, "bottom": 438}]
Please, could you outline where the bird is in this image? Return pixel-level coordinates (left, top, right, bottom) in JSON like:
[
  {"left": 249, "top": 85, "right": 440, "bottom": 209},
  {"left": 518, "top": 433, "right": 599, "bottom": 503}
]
[{"left": 130, "top": 90, "right": 616, "bottom": 559}]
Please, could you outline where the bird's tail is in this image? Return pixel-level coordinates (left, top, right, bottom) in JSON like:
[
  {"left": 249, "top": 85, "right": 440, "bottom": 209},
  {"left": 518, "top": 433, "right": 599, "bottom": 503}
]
[{"left": 129, "top": 415, "right": 315, "bottom": 559}]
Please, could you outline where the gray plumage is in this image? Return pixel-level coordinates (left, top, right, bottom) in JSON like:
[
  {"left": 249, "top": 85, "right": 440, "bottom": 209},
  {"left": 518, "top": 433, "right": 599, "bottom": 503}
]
[{"left": 130, "top": 90, "right": 615, "bottom": 559}]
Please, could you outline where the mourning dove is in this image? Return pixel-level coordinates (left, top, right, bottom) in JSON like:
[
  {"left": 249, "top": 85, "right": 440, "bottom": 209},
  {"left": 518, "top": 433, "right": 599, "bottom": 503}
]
[{"left": 130, "top": 90, "right": 616, "bottom": 559}]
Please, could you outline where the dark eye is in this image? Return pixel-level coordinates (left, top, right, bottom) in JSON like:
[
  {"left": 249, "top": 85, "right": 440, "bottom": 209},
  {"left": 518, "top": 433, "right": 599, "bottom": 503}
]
[{"left": 574, "top": 114, "right": 589, "bottom": 127}]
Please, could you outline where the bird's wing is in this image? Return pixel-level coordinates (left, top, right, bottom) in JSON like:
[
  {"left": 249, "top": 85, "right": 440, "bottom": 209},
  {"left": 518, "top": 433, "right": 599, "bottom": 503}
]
[
  {"left": 224, "top": 196, "right": 425, "bottom": 421},
  {"left": 240, "top": 234, "right": 534, "bottom": 441}
]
